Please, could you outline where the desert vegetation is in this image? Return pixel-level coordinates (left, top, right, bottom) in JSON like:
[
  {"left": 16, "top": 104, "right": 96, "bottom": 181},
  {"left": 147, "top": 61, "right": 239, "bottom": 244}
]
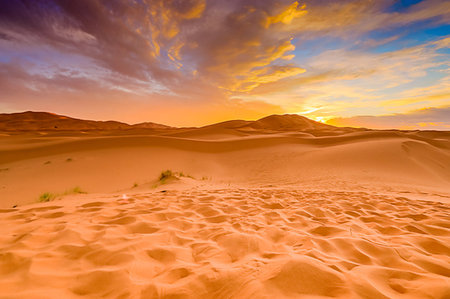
[{"left": 37, "top": 186, "right": 86, "bottom": 202}]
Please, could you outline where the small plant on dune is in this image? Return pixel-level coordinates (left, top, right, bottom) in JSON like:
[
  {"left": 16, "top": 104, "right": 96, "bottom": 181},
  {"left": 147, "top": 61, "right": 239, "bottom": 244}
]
[
  {"left": 179, "top": 172, "right": 195, "bottom": 179},
  {"left": 159, "top": 170, "right": 174, "bottom": 182},
  {"left": 62, "top": 186, "right": 87, "bottom": 196},
  {"left": 44, "top": 161, "right": 51, "bottom": 165},
  {"left": 38, "top": 187, "right": 86, "bottom": 203},
  {"left": 71, "top": 186, "right": 86, "bottom": 194},
  {"left": 133, "top": 182, "right": 139, "bottom": 188},
  {"left": 66, "top": 158, "right": 73, "bottom": 162},
  {"left": 0, "top": 168, "right": 9, "bottom": 172},
  {"left": 157, "top": 170, "right": 195, "bottom": 186},
  {"left": 38, "top": 192, "right": 56, "bottom": 202}
]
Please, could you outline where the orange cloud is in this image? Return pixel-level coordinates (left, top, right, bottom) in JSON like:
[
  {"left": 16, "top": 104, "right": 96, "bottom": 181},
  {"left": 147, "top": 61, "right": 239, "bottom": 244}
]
[
  {"left": 265, "top": 1, "right": 307, "bottom": 27},
  {"left": 230, "top": 64, "right": 306, "bottom": 92}
]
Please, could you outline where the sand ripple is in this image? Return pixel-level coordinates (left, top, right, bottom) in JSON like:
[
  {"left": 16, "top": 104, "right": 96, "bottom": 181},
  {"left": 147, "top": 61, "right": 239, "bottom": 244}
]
[{"left": 0, "top": 189, "right": 449, "bottom": 298}]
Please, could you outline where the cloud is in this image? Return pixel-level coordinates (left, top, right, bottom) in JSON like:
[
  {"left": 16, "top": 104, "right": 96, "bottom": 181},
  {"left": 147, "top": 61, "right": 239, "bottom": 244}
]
[
  {"left": 0, "top": 0, "right": 309, "bottom": 95},
  {"left": 290, "top": 0, "right": 449, "bottom": 37},
  {"left": 181, "top": 1, "right": 307, "bottom": 92},
  {"left": 1, "top": 0, "right": 447, "bottom": 94},
  {"left": 328, "top": 107, "right": 450, "bottom": 130}
]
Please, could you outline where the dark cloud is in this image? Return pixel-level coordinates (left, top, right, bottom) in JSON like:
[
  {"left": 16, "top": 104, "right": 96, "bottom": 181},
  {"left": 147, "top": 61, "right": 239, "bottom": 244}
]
[
  {"left": 0, "top": 32, "right": 12, "bottom": 41},
  {"left": 0, "top": 0, "right": 178, "bottom": 82},
  {"left": 0, "top": 0, "right": 307, "bottom": 93}
]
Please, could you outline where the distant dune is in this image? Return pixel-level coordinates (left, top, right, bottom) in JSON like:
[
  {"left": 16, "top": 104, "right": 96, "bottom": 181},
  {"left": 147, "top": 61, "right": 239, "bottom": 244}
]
[
  {"left": 1, "top": 111, "right": 358, "bottom": 133},
  {"left": 0, "top": 111, "right": 339, "bottom": 132},
  {"left": 0, "top": 111, "right": 171, "bottom": 131},
  {"left": 0, "top": 111, "right": 449, "bottom": 298}
]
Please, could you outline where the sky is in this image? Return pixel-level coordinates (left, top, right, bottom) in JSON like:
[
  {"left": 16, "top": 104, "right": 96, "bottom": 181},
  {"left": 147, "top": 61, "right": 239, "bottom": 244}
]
[{"left": 0, "top": 0, "right": 449, "bottom": 129}]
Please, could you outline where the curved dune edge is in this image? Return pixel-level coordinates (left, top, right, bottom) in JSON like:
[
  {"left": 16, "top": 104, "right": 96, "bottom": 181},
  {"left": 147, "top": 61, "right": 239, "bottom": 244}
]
[{"left": 0, "top": 188, "right": 449, "bottom": 298}]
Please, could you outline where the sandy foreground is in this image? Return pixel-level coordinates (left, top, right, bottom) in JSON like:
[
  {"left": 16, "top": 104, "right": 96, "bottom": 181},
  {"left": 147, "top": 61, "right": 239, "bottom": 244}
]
[
  {"left": 0, "top": 187, "right": 449, "bottom": 299},
  {"left": 0, "top": 115, "right": 449, "bottom": 298}
]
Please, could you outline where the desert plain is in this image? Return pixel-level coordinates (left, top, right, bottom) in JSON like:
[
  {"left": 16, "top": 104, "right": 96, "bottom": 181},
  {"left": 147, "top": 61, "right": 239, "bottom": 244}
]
[{"left": 0, "top": 111, "right": 449, "bottom": 298}]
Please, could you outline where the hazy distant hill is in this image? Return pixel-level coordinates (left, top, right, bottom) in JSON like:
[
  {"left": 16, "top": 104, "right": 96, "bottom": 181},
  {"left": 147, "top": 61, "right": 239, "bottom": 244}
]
[{"left": 0, "top": 111, "right": 171, "bottom": 131}]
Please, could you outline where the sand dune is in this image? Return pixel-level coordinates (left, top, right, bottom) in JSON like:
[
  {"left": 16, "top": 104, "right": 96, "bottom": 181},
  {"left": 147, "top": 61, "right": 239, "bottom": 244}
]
[
  {"left": 0, "top": 112, "right": 449, "bottom": 298},
  {"left": 0, "top": 128, "right": 448, "bottom": 208}
]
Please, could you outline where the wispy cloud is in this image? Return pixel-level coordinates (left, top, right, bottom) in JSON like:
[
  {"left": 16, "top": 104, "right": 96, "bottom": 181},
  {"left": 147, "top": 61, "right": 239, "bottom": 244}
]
[{"left": 328, "top": 106, "right": 450, "bottom": 130}]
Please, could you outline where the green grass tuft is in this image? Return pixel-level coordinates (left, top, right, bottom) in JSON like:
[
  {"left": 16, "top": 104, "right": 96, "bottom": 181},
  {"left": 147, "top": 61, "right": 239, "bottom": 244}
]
[
  {"left": 159, "top": 170, "right": 174, "bottom": 182},
  {"left": 38, "top": 187, "right": 86, "bottom": 203},
  {"left": 156, "top": 170, "right": 196, "bottom": 185},
  {"left": 38, "top": 192, "right": 56, "bottom": 202}
]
